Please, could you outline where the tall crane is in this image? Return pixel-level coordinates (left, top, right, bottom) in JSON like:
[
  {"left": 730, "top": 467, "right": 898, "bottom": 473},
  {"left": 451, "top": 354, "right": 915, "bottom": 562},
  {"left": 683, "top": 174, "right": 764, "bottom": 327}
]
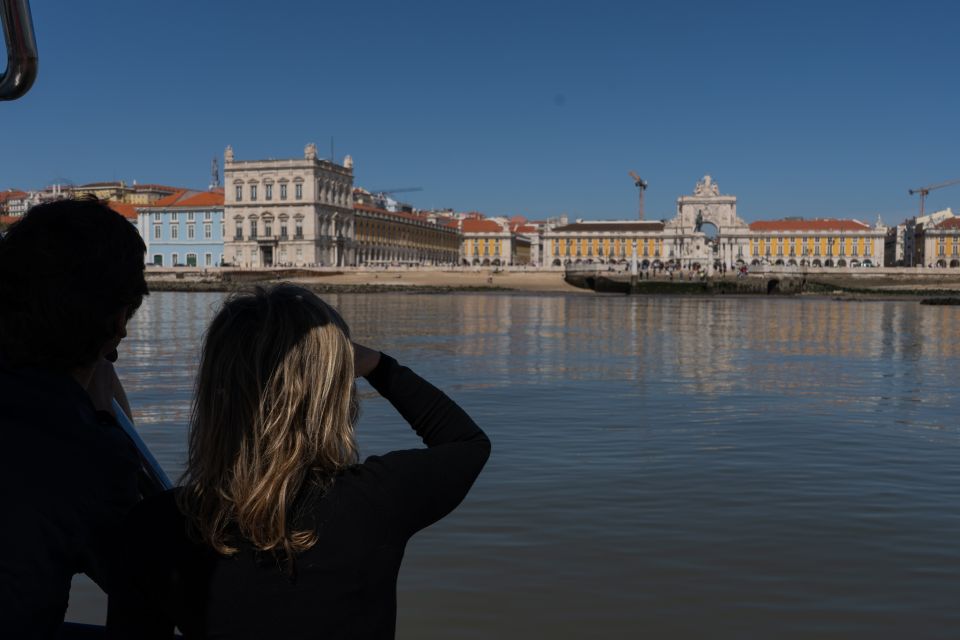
[
  {"left": 909, "top": 177, "right": 960, "bottom": 218},
  {"left": 628, "top": 171, "right": 648, "bottom": 220}
]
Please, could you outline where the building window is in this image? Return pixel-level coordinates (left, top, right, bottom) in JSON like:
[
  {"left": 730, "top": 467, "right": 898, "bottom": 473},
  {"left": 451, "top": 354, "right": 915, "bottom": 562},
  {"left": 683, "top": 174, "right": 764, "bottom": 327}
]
[
  {"left": 250, "top": 221, "right": 258, "bottom": 239},
  {"left": 205, "top": 253, "right": 212, "bottom": 266},
  {"left": 296, "top": 247, "right": 303, "bottom": 260},
  {"left": 171, "top": 224, "right": 179, "bottom": 239},
  {"left": 185, "top": 212, "right": 193, "bottom": 222},
  {"left": 186, "top": 224, "right": 194, "bottom": 240},
  {"left": 280, "top": 223, "right": 288, "bottom": 238},
  {"left": 250, "top": 185, "right": 258, "bottom": 201},
  {"left": 265, "top": 222, "right": 273, "bottom": 237},
  {"left": 280, "top": 183, "right": 288, "bottom": 200},
  {"left": 265, "top": 184, "right": 273, "bottom": 200},
  {"left": 204, "top": 210, "right": 211, "bottom": 221},
  {"left": 235, "top": 185, "right": 243, "bottom": 201},
  {"left": 153, "top": 225, "right": 161, "bottom": 240},
  {"left": 153, "top": 254, "right": 163, "bottom": 266},
  {"left": 295, "top": 183, "right": 302, "bottom": 199},
  {"left": 171, "top": 212, "right": 178, "bottom": 222},
  {"left": 186, "top": 253, "right": 197, "bottom": 267},
  {"left": 172, "top": 253, "right": 179, "bottom": 266},
  {"left": 153, "top": 212, "right": 161, "bottom": 222},
  {"left": 234, "top": 225, "right": 242, "bottom": 240},
  {"left": 204, "top": 223, "right": 212, "bottom": 239},
  {"left": 295, "top": 221, "right": 303, "bottom": 238}
]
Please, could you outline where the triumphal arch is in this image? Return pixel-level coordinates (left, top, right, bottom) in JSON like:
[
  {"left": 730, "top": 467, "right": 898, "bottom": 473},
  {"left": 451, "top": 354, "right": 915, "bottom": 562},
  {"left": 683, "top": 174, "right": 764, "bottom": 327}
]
[{"left": 662, "top": 175, "right": 751, "bottom": 272}]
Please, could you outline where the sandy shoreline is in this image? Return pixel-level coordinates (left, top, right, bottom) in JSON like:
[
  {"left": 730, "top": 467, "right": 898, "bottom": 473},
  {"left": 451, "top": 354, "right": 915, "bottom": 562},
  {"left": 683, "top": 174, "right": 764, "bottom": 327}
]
[{"left": 145, "top": 269, "right": 591, "bottom": 294}]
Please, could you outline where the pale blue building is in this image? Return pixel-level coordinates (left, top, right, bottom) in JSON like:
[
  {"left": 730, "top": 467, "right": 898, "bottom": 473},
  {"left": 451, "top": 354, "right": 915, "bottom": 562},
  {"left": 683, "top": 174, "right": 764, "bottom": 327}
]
[{"left": 137, "top": 190, "right": 225, "bottom": 267}]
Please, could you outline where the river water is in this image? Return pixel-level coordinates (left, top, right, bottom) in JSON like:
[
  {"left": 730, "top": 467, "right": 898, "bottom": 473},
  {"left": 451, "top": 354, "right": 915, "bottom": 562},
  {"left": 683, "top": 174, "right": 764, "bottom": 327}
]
[{"left": 68, "top": 291, "right": 960, "bottom": 638}]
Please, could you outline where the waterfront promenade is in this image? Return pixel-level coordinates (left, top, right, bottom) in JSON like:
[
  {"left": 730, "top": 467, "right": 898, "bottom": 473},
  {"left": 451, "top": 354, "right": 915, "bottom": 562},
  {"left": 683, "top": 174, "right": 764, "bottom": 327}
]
[{"left": 143, "top": 264, "right": 960, "bottom": 296}]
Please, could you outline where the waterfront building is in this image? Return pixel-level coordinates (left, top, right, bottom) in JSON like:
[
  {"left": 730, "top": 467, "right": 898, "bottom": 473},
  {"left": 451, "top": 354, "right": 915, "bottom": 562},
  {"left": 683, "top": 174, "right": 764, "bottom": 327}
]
[
  {"left": 460, "top": 217, "right": 532, "bottom": 265},
  {"left": 136, "top": 190, "right": 225, "bottom": 267},
  {"left": 747, "top": 218, "right": 884, "bottom": 267},
  {"left": 544, "top": 220, "right": 666, "bottom": 266},
  {"left": 543, "top": 176, "right": 886, "bottom": 270},
  {"left": 224, "top": 144, "right": 355, "bottom": 267},
  {"left": 885, "top": 209, "right": 955, "bottom": 267},
  {"left": 919, "top": 215, "right": 960, "bottom": 267},
  {"left": 353, "top": 203, "right": 460, "bottom": 265}
]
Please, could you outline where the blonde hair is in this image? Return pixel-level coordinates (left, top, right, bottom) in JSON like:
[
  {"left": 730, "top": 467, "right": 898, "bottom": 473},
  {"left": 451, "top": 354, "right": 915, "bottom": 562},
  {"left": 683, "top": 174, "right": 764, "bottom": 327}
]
[{"left": 179, "top": 284, "right": 359, "bottom": 561}]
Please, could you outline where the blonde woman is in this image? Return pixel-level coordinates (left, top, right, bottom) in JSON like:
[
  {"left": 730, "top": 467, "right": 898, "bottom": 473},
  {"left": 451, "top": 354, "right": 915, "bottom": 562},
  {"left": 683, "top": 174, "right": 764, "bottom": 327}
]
[{"left": 107, "top": 284, "right": 490, "bottom": 639}]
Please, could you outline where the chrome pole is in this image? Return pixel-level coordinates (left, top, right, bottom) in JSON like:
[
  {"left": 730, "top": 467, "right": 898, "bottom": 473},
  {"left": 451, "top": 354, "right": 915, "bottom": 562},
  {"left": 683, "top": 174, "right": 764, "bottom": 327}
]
[{"left": 0, "top": 0, "right": 38, "bottom": 101}]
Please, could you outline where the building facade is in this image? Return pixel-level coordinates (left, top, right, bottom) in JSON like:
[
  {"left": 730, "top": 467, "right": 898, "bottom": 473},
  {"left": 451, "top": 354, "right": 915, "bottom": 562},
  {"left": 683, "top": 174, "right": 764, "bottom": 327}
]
[
  {"left": 920, "top": 216, "right": 960, "bottom": 267},
  {"left": 544, "top": 176, "right": 886, "bottom": 270},
  {"left": 137, "top": 191, "right": 225, "bottom": 267},
  {"left": 460, "top": 218, "right": 532, "bottom": 265},
  {"left": 224, "top": 144, "right": 354, "bottom": 267},
  {"left": 353, "top": 204, "right": 460, "bottom": 265}
]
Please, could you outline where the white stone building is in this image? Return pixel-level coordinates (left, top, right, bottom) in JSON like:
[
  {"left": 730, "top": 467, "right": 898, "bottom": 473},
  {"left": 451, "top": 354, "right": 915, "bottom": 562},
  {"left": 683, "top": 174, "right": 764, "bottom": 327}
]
[{"left": 223, "top": 144, "right": 355, "bottom": 267}]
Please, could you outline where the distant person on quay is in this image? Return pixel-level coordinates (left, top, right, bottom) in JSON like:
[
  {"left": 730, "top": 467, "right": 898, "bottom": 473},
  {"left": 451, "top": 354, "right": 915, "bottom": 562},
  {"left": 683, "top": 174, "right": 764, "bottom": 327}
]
[
  {"left": 0, "top": 199, "right": 149, "bottom": 635},
  {"left": 108, "top": 284, "right": 491, "bottom": 638}
]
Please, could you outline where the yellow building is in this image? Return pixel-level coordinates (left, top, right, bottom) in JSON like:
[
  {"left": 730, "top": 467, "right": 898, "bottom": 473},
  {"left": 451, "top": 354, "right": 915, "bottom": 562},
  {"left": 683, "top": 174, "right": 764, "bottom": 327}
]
[
  {"left": 69, "top": 181, "right": 180, "bottom": 204},
  {"left": 460, "top": 218, "right": 532, "bottom": 265},
  {"left": 921, "top": 216, "right": 960, "bottom": 267},
  {"left": 543, "top": 221, "right": 667, "bottom": 267},
  {"left": 747, "top": 219, "right": 884, "bottom": 267},
  {"left": 354, "top": 204, "right": 460, "bottom": 265}
]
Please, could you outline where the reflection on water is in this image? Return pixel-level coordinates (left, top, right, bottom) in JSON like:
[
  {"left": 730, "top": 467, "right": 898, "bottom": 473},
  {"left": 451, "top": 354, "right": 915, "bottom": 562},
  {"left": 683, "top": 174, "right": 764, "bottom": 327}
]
[{"left": 69, "top": 292, "right": 960, "bottom": 638}]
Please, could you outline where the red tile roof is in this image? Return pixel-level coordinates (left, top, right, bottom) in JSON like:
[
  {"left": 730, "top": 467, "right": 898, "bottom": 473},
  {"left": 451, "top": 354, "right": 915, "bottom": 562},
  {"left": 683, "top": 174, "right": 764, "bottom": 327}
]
[
  {"left": 177, "top": 191, "right": 224, "bottom": 207},
  {"left": 934, "top": 217, "right": 960, "bottom": 229},
  {"left": 461, "top": 219, "right": 505, "bottom": 233},
  {"left": 354, "top": 203, "right": 432, "bottom": 224},
  {"left": 106, "top": 201, "right": 138, "bottom": 221},
  {"left": 146, "top": 190, "right": 223, "bottom": 208},
  {"left": 552, "top": 221, "right": 665, "bottom": 232},
  {"left": 749, "top": 219, "right": 871, "bottom": 232},
  {"left": 0, "top": 190, "right": 26, "bottom": 203},
  {"left": 0, "top": 215, "right": 19, "bottom": 226},
  {"left": 150, "top": 190, "right": 189, "bottom": 207}
]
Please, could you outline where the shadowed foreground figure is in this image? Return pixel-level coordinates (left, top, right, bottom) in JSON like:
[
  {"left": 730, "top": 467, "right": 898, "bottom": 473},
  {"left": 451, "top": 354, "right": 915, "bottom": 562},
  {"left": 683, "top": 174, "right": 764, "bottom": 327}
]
[
  {"left": 0, "top": 199, "right": 148, "bottom": 637},
  {"left": 108, "top": 284, "right": 490, "bottom": 639}
]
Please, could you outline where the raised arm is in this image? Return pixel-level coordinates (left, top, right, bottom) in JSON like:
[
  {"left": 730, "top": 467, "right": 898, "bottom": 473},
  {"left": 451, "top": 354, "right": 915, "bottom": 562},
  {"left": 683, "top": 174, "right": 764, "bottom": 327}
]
[{"left": 358, "top": 348, "right": 490, "bottom": 537}]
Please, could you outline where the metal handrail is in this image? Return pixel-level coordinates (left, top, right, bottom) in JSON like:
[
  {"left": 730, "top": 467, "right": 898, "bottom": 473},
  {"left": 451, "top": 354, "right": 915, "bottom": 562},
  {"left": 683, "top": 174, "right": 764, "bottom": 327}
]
[{"left": 0, "top": 0, "right": 38, "bottom": 101}]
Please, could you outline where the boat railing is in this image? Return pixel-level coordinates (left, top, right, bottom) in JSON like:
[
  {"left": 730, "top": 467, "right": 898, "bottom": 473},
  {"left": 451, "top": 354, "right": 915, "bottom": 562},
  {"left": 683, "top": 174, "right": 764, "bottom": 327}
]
[{"left": 0, "top": 0, "right": 39, "bottom": 101}]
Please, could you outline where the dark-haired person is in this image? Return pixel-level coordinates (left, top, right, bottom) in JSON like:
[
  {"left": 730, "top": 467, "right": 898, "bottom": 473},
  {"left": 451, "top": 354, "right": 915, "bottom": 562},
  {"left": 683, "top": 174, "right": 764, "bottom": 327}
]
[
  {"left": 0, "top": 199, "right": 149, "bottom": 636},
  {"left": 107, "top": 284, "right": 490, "bottom": 639}
]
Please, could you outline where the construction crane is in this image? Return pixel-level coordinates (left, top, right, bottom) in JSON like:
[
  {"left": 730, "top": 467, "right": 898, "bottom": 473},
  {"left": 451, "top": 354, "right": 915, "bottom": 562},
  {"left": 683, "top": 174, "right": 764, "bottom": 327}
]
[
  {"left": 628, "top": 171, "right": 648, "bottom": 220},
  {"left": 369, "top": 187, "right": 423, "bottom": 196},
  {"left": 908, "top": 177, "right": 960, "bottom": 218}
]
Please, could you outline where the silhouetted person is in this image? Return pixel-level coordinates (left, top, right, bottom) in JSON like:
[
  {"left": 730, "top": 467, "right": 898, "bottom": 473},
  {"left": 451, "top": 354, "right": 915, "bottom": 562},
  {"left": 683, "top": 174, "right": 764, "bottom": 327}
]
[{"left": 0, "top": 199, "right": 148, "bottom": 636}]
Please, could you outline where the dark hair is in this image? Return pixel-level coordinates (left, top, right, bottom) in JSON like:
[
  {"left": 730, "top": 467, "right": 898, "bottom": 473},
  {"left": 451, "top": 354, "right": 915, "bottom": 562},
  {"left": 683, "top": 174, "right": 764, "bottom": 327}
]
[{"left": 0, "top": 198, "right": 148, "bottom": 371}]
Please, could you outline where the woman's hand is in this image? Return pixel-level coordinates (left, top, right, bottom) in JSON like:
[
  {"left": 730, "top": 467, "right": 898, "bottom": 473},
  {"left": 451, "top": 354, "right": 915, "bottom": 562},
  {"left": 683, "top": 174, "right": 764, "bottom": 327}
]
[{"left": 352, "top": 342, "right": 381, "bottom": 378}]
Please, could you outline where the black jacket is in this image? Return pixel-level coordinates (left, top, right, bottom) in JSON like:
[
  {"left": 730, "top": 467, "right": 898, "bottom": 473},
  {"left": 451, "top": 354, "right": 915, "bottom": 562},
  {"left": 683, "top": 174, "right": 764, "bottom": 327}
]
[
  {"left": 0, "top": 359, "right": 140, "bottom": 637},
  {"left": 108, "top": 354, "right": 490, "bottom": 639}
]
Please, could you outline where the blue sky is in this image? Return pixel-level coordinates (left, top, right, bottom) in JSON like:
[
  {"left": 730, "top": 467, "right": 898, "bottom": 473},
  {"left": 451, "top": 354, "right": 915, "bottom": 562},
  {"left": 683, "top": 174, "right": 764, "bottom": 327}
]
[{"left": 3, "top": 0, "right": 959, "bottom": 222}]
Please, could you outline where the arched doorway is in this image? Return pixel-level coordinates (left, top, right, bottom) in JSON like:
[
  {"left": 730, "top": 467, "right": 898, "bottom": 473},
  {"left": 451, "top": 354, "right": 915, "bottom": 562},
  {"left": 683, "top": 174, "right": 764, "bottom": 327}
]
[
  {"left": 837, "top": 259, "right": 847, "bottom": 267},
  {"left": 937, "top": 259, "right": 946, "bottom": 267},
  {"left": 824, "top": 259, "right": 834, "bottom": 267},
  {"left": 812, "top": 259, "right": 822, "bottom": 267},
  {"left": 552, "top": 259, "right": 562, "bottom": 266}
]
